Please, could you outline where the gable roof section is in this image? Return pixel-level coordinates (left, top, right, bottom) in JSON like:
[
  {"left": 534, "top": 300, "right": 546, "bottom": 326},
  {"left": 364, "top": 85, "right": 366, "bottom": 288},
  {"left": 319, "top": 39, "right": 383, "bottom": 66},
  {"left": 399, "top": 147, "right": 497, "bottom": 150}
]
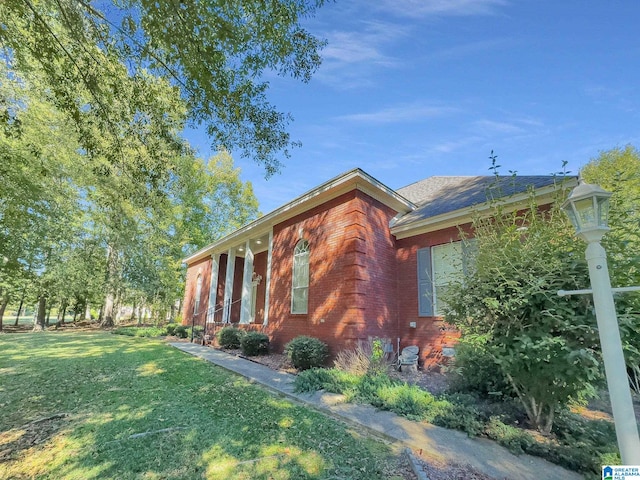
[
  {"left": 391, "top": 175, "right": 575, "bottom": 238},
  {"left": 183, "top": 168, "right": 416, "bottom": 265}
]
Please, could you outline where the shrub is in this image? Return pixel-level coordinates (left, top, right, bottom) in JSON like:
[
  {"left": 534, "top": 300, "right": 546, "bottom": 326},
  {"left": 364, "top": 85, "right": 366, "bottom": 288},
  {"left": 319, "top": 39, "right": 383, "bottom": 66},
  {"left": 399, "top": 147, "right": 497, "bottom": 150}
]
[
  {"left": 112, "top": 326, "right": 166, "bottom": 337},
  {"left": 217, "top": 327, "right": 244, "bottom": 349},
  {"left": 285, "top": 336, "right": 328, "bottom": 370},
  {"left": 192, "top": 325, "right": 204, "bottom": 339},
  {"left": 294, "top": 368, "right": 360, "bottom": 394},
  {"left": 174, "top": 325, "right": 188, "bottom": 339},
  {"left": 484, "top": 416, "right": 535, "bottom": 454},
  {"left": 165, "top": 324, "right": 177, "bottom": 336},
  {"left": 376, "top": 382, "right": 436, "bottom": 420},
  {"left": 240, "top": 331, "right": 269, "bottom": 356},
  {"left": 448, "top": 340, "right": 511, "bottom": 398}
]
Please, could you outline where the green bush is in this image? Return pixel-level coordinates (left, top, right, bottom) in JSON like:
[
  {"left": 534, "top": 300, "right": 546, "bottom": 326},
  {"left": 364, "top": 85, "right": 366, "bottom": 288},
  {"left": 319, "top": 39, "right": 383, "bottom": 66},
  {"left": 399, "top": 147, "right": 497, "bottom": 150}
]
[
  {"left": 217, "top": 327, "right": 244, "bottom": 349},
  {"left": 165, "top": 324, "right": 177, "bottom": 336},
  {"left": 294, "top": 368, "right": 360, "bottom": 394},
  {"left": 448, "top": 340, "right": 511, "bottom": 398},
  {"left": 376, "top": 382, "right": 436, "bottom": 420},
  {"left": 112, "top": 326, "right": 166, "bottom": 337},
  {"left": 285, "top": 336, "right": 328, "bottom": 370},
  {"left": 240, "top": 331, "right": 269, "bottom": 356},
  {"left": 174, "top": 325, "right": 188, "bottom": 339},
  {"left": 484, "top": 416, "right": 534, "bottom": 454},
  {"left": 192, "top": 325, "right": 204, "bottom": 339}
]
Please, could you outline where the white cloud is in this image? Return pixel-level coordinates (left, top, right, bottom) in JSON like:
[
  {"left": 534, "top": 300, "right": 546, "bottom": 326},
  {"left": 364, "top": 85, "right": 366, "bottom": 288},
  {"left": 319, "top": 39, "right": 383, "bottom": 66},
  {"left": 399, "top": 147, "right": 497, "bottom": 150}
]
[
  {"left": 473, "top": 119, "right": 525, "bottom": 134},
  {"left": 313, "top": 20, "right": 409, "bottom": 89},
  {"left": 377, "top": 0, "right": 509, "bottom": 18},
  {"left": 336, "top": 103, "right": 459, "bottom": 124}
]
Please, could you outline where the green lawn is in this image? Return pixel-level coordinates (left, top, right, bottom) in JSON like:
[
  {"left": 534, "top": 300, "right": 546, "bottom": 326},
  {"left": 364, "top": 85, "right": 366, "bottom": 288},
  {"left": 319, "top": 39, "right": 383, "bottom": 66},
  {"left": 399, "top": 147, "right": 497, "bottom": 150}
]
[{"left": 0, "top": 333, "right": 406, "bottom": 479}]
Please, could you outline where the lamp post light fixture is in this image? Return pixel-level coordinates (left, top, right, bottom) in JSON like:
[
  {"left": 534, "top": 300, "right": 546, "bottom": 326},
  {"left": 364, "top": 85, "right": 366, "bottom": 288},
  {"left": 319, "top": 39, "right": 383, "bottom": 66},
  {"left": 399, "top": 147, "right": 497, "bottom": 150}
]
[{"left": 561, "top": 179, "right": 640, "bottom": 464}]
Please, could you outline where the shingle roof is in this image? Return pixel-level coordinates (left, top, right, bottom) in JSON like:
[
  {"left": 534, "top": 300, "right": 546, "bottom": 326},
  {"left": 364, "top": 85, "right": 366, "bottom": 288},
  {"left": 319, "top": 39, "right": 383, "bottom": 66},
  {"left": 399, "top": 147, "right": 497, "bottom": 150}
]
[{"left": 393, "top": 175, "right": 563, "bottom": 227}]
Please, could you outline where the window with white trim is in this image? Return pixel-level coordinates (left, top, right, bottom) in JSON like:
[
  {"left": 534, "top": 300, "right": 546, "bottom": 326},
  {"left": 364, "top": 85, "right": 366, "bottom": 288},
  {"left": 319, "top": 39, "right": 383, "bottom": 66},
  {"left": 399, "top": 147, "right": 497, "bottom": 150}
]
[
  {"left": 291, "top": 240, "right": 310, "bottom": 314},
  {"left": 418, "top": 240, "right": 472, "bottom": 317},
  {"left": 193, "top": 274, "right": 203, "bottom": 315},
  {"left": 431, "top": 242, "right": 464, "bottom": 316}
]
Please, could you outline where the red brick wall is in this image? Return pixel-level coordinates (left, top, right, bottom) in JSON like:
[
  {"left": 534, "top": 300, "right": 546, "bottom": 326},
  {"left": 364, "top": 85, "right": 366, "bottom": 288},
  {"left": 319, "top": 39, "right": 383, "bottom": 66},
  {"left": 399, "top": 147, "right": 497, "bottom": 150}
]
[
  {"left": 395, "top": 224, "right": 473, "bottom": 368},
  {"left": 182, "top": 192, "right": 481, "bottom": 370},
  {"left": 182, "top": 256, "right": 212, "bottom": 328},
  {"left": 264, "top": 190, "right": 399, "bottom": 359}
]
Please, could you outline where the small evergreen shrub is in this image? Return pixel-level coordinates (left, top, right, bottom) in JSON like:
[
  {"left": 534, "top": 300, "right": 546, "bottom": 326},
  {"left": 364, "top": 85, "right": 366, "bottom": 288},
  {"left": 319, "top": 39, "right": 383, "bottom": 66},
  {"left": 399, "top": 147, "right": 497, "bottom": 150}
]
[
  {"left": 217, "top": 327, "right": 244, "bottom": 349},
  {"left": 285, "top": 335, "right": 328, "bottom": 370},
  {"left": 174, "top": 325, "right": 188, "bottom": 338},
  {"left": 165, "top": 324, "right": 176, "bottom": 336},
  {"left": 240, "top": 331, "right": 269, "bottom": 356}
]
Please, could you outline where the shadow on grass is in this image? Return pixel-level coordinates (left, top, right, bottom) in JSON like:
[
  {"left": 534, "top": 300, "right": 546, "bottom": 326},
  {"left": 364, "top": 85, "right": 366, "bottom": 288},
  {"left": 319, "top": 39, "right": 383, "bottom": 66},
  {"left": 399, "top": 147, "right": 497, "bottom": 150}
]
[{"left": 0, "top": 332, "right": 396, "bottom": 480}]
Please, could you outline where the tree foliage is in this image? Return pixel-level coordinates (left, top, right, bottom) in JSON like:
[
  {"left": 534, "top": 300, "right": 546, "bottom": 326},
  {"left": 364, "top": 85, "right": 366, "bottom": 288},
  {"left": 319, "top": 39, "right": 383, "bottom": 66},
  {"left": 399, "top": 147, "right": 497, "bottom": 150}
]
[
  {"left": 582, "top": 146, "right": 640, "bottom": 392},
  {"left": 444, "top": 193, "right": 600, "bottom": 434},
  {"left": 445, "top": 152, "right": 640, "bottom": 434},
  {"left": 0, "top": 0, "right": 326, "bottom": 175},
  {"left": 0, "top": 60, "right": 258, "bottom": 328}
]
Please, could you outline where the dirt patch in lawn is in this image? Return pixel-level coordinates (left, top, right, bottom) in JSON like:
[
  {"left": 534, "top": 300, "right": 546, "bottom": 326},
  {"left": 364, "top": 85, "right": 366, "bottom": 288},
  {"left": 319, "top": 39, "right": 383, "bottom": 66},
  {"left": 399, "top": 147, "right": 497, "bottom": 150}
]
[{"left": 0, "top": 414, "right": 69, "bottom": 463}]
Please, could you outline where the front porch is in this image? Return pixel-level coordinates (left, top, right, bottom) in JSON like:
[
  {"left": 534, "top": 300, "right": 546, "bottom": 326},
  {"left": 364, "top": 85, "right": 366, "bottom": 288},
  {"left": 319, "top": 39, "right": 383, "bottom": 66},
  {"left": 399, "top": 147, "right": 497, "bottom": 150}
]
[{"left": 191, "top": 230, "right": 274, "bottom": 340}]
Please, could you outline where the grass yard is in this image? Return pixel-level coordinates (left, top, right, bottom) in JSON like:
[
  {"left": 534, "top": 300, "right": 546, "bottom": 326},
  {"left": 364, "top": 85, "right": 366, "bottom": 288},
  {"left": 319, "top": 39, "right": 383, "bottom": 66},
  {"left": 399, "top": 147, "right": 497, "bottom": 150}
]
[{"left": 0, "top": 333, "right": 407, "bottom": 480}]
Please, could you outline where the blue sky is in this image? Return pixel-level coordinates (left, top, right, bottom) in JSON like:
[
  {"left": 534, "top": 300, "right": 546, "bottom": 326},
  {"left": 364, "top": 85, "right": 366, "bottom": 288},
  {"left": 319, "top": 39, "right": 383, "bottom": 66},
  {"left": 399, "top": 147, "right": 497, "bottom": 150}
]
[{"left": 184, "top": 0, "right": 640, "bottom": 214}]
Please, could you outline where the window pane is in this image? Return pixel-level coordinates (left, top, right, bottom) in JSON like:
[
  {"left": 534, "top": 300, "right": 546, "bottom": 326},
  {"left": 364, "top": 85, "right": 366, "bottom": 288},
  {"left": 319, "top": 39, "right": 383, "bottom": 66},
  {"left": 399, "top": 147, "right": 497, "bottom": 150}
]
[
  {"left": 432, "top": 242, "right": 464, "bottom": 316},
  {"left": 292, "top": 287, "right": 308, "bottom": 314},
  {"left": 292, "top": 240, "right": 310, "bottom": 313}
]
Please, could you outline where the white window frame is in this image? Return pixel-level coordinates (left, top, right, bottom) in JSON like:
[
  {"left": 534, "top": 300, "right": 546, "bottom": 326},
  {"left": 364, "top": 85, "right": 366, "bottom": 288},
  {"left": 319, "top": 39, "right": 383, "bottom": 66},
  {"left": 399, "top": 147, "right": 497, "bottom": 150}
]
[
  {"left": 193, "top": 274, "right": 203, "bottom": 315},
  {"left": 291, "top": 239, "right": 310, "bottom": 314}
]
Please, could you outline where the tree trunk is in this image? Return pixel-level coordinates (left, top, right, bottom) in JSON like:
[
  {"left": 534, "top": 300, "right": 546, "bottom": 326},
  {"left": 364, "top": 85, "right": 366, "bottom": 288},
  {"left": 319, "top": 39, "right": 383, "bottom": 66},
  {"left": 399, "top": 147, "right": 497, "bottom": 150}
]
[
  {"left": 0, "top": 291, "right": 8, "bottom": 332},
  {"left": 58, "top": 299, "right": 67, "bottom": 326},
  {"left": 131, "top": 300, "right": 137, "bottom": 323},
  {"left": 14, "top": 292, "right": 25, "bottom": 326},
  {"left": 101, "top": 244, "right": 118, "bottom": 328},
  {"left": 33, "top": 296, "right": 46, "bottom": 331},
  {"left": 102, "top": 292, "right": 115, "bottom": 327},
  {"left": 85, "top": 303, "right": 91, "bottom": 321},
  {"left": 45, "top": 304, "right": 52, "bottom": 326}
]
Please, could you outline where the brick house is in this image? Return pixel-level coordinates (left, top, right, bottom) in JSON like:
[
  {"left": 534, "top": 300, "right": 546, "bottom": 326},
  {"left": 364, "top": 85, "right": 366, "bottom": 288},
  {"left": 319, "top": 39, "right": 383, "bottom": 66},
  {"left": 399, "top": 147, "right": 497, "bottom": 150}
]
[{"left": 182, "top": 169, "right": 571, "bottom": 367}]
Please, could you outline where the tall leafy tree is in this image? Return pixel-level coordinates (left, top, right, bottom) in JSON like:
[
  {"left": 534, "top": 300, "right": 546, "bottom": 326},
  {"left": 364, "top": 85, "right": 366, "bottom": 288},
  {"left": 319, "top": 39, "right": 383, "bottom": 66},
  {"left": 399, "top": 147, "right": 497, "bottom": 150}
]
[
  {"left": 582, "top": 146, "right": 640, "bottom": 392},
  {"left": 0, "top": 0, "right": 326, "bottom": 175},
  {"left": 1, "top": 59, "right": 259, "bottom": 329},
  {"left": 445, "top": 153, "right": 640, "bottom": 433},
  {"left": 444, "top": 197, "right": 600, "bottom": 435}
]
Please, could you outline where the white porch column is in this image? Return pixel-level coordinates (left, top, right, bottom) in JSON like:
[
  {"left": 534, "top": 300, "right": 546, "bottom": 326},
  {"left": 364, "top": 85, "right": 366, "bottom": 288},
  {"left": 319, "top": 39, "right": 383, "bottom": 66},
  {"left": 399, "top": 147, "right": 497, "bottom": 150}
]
[
  {"left": 263, "top": 229, "right": 273, "bottom": 326},
  {"left": 222, "top": 248, "right": 235, "bottom": 323},
  {"left": 240, "top": 240, "right": 254, "bottom": 324},
  {"left": 206, "top": 253, "right": 220, "bottom": 323}
]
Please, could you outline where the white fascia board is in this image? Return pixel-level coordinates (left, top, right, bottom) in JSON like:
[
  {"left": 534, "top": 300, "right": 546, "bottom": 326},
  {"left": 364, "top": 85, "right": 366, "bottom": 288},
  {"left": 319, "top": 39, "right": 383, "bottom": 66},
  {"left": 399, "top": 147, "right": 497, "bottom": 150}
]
[
  {"left": 183, "top": 168, "right": 415, "bottom": 265},
  {"left": 391, "top": 180, "right": 576, "bottom": 240}
]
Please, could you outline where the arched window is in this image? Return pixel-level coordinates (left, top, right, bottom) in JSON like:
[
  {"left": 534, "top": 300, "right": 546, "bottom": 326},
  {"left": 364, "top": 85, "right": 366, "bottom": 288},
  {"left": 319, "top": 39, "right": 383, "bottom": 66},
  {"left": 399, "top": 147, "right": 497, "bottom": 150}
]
[
  {"left": 291, "top": 240, "right": 310, "bottom": 314},
  {"left": 193, "top": 274, "right": 203, "bottom": 314}
]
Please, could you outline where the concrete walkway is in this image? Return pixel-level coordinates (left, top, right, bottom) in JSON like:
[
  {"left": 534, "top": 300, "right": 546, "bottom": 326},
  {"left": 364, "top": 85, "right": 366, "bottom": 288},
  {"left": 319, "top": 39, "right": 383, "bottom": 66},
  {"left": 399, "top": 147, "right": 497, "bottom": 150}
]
[{"left": 170, "top": 342, "right": 583, "bottom": 480}]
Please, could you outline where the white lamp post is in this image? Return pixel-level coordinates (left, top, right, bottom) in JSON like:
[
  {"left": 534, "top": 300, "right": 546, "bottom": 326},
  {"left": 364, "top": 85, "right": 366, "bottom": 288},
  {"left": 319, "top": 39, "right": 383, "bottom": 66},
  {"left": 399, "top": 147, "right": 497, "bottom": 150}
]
[{"left": 561, "top": 179, "right": 640, "bottom": 464}]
